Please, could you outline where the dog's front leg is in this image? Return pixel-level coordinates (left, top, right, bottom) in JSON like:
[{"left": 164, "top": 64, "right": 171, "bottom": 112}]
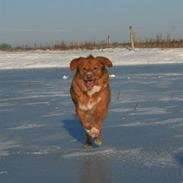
[
  {"left": 76, "top": 108, "right": 91, "bottom": 130},
  {"left": 95, "top": 107, "right": 108, "bottom": 128},
  {"left": 90, "top": 106, "right": 108, "bottom": 138},
  {"left": 88, "top": 111, "right": 106, "bottom": 145}
]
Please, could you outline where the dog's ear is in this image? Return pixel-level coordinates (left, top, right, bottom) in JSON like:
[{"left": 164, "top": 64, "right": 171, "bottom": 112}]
[
  {"left": 96, "top": 56, "right": 113, "bottom": 68},
  {"left": 70, "top": 57, "right": 83, "bottom": 70}
]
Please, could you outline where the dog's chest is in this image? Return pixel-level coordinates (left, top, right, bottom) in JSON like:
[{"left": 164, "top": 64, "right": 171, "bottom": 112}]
[
  {"left": 87, "top": 85, "right": 101, "bottom": 96},
  {"left": 79, "top": 97, "right": 101, "bottom": 111}
]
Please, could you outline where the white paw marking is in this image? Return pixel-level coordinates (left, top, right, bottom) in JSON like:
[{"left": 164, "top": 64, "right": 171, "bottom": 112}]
[{"left": 86, "top": 127, "right": 99, "bottom": 138}]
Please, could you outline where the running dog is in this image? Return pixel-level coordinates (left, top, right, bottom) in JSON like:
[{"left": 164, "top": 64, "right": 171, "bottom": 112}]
[{"left": 70, "top": 55, "right": 112, "bottom": 147}]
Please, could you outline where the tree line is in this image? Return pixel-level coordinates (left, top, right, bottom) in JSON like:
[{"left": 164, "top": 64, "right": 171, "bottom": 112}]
[{"left": 1, "top": 36, "right": 183, "bottom": 51}]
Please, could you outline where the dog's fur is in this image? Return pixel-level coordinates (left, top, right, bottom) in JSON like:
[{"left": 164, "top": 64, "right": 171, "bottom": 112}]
[{"left": 70, "top": 55, "right": 112, "bottom": 146}]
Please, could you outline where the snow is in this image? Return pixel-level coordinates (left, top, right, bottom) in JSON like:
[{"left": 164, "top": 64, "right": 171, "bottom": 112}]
[
  {"left": 109, "top": 74, "right": 116, "bottom": 78},
  {"left": 62, "top": 75, "right": 68, "bottom": 80},
  {"left": 1, "top": 48, "right": 183, "bottom": 70}
]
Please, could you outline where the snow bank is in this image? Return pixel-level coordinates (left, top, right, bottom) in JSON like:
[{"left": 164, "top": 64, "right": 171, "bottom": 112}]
[{"left": 1, "top": 48, "right": 183, "bottom": 70}]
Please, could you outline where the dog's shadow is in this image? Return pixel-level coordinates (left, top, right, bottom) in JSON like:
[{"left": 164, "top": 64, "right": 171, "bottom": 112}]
[{"left": 62, "top": 116, "right": 86, "bottom": 145}]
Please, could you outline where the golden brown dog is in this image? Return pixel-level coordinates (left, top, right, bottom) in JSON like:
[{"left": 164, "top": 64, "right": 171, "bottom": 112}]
[{"left": 70, "top": 55, "right": 112, "bottom": 147}]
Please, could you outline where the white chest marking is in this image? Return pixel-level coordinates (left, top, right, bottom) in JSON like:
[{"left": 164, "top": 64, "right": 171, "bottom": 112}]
[
  {"left": 79, "top": 97, "right": 101, "bottom": 111},
  {"left": 87, "top": 85, "right": 101, "bottom": 96}
]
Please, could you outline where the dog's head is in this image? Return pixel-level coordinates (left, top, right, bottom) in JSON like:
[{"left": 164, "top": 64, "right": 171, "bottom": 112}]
[{"left": 70, "top": 55, "right": 113, "bottom": 89}]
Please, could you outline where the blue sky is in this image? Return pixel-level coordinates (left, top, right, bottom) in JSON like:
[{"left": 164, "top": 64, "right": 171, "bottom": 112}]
[{"left": 0, "top": 0, "right": 183, "bottom": 45}]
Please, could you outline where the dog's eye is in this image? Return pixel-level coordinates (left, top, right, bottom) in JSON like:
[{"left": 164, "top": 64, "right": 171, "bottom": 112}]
[
  {"left": 83, "top": 67, "right": 86, "bottom": 71},
  {"left": 94, "top": 67, "right": 97, "bottom": 70}
]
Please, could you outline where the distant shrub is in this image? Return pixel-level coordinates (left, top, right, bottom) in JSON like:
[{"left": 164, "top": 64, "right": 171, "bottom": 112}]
[
  {"left": 0, "top": 43, "right": 12, "bottom": 50},
  {"left": 135, "top": 39, "right": 183, "bottom": 48},
  {"left": 1, "top": 35, "right": 183, "bottom": 51}
]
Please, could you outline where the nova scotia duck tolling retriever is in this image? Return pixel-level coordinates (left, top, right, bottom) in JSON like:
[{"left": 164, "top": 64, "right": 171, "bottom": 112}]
[{"left": 70, "top": 55, "right": 113, "bottom": 147}]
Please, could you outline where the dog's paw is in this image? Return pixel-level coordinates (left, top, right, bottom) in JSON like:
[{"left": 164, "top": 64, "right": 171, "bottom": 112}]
[
  {"left": 91, "top": 127, "right": 100, "bottom": 137},
  {"left": 90, "top": 127, "right": 100, "bottom": 138},
  {"left": 94, "top": 138, "right": 102, "bottom": 146},
  {"left": 85, "top": 128, "right": 93, "bottom": 137},
  {"left": 85, "top": 127, "right": 100, "bottom": 138},
  {"left": 84, "top": 143, "right": 93, "bottom": 149},
  {"left": 85, "top": 129, "right": 91, "bottom": 135}
]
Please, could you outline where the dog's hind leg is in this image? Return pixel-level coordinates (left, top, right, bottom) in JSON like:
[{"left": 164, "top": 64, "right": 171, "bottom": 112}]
[
  {"left": 84, "top": 133, "right": 92, "bottom": 148},
  {"left": 94, "top": 130, "right": 102, "bottom": 145}
]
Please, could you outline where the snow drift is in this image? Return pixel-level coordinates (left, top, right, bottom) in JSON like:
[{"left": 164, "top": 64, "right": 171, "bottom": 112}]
[{"left": 1, "top": 48, "right": 183, "bottom": 70}]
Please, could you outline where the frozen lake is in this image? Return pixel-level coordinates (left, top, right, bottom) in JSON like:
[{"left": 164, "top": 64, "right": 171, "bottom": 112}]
[{"left": 0, "top": 64, "right": 183, "bottom": 183}]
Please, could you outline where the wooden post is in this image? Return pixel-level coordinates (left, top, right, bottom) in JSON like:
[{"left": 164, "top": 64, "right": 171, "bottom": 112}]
[
  {"left": 107, "top": 34, "right": 111, "bottom": 47},
  {"left": 129, "top": 26, "right": 135, "bottom": 49}
]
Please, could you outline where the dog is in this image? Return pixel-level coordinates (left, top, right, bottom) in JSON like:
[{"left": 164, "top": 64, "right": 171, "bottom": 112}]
[{"left": 70, "top": 55, "right": 113, "bottom": 147}]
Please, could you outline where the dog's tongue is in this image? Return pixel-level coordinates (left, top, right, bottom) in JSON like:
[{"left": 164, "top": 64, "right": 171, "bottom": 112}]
[{"left": 86, "top": 80, "right": 94, "bottom": 89}]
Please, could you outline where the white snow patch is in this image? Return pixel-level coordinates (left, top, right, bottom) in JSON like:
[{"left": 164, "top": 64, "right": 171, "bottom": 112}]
[
  {"left": 63, "top": 147, "right": 175, "bottom": 167},
  {"left": 9, "top": 123, "right": 46, "bottom": 130},
  {"left": 26, "top": 146, "right": 63, "bottom": 156},
  {"left": 62, "top": 75, "right": 68, "bottom": 80},
  {"left": 63, "top": 148, "right": 114, "bottom": 158},
  {"left": 1, "top": 48, "right": 183, "bottom": 70},
  {"left": 106, "top": 118, "right": 183, "bottom": 128},
  {"left": 0, "top": 139, "right": 20, "bottom": 157},
  {"left": 109, "top": 74, "right": 116, "bottom": 78},
  {"left": 0, "top": 171, "right": 8, "bottom": 175}
]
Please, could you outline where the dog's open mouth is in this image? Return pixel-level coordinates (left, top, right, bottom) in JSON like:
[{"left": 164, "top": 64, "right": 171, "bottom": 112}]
[{"left": 85, "top": 80, "right": 95, "bottom": 89}]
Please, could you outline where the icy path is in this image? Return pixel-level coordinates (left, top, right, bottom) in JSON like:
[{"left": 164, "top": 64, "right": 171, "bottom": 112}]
[{"left": 0, "top": 65, "right": 183, "bottom": 182}]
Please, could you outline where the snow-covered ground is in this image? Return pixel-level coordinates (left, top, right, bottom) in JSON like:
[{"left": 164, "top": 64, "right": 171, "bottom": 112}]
[
  {"left": 0, "top": 49, "right": 183, "bottom": 182},
  {"left": 1, "top": 48, "right": 183, "bottom": 69}
]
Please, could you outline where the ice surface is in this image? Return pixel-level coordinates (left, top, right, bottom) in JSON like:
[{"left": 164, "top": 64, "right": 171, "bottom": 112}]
[{"left": 0, "top": 52, "right": 183, "bottom": 182}]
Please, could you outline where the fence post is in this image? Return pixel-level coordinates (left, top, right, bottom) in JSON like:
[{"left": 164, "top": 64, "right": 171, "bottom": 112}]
[
  {"left": 129, "top": 26, "right": 135, "bottom": 49},
  {"left": 107, "top": 34, "right": 111, "bottom": 47}
]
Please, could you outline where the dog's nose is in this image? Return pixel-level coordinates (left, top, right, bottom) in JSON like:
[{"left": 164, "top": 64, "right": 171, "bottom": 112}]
[{"left": 86, "top": 72, "right": 93, "bottom": 79}]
